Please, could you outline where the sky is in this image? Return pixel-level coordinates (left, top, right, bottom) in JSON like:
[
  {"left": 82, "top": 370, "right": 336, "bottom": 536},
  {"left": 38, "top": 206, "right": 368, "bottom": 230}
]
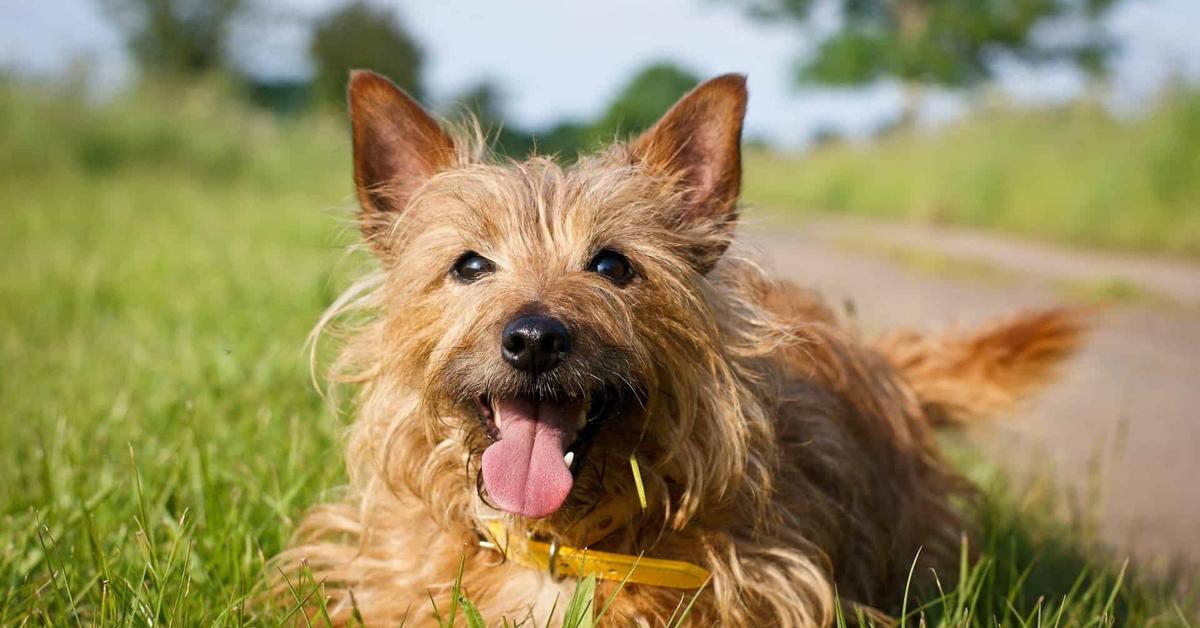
[{"left": 3, "top": 0, "right": 1199, "bottom": 147}]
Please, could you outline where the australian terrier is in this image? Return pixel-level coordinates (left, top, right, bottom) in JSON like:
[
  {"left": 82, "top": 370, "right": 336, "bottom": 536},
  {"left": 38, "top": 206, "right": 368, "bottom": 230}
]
[{"left": 273, "top": 71, "right": 1082, "bottom": 626}]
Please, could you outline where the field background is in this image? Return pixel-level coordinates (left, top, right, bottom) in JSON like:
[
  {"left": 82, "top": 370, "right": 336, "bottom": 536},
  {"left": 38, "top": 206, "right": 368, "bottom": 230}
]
[
  {"left": 745, "top": 89, "right": 1200, "bottom": 257},
  {"left": 2, "top": 78, "right": 1198, "bottom": 625}
]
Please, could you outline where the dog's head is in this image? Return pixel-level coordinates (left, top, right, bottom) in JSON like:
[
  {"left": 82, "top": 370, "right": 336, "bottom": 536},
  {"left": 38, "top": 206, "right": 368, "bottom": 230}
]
[{"left": 344, "top": 71, "right": 766, "bottom": 530}]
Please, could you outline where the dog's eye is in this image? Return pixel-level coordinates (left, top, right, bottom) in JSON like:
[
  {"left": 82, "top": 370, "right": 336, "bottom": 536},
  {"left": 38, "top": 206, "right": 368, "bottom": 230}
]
[
  {"left": 452, "top": 252, "right": 495, "bottom": 283},
  {"left": 587, "top": 249, "right": 634, "bottom": 285}
]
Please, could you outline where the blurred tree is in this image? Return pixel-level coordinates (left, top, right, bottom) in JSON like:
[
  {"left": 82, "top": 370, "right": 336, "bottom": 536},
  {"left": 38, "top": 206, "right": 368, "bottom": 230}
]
[
  {"left": 530, "top": 62, "right": 701, "bottom": 158},
  {"left": 310, "top": 1, "right": 424, "bottom": 105},
  {"left": 448, "top": 62, "right": 704, "bottom": 160},
  {"left": 810, "top": 124, "right": 844, "bottom": 148},
  {"left": 447, "top": 80, "right": 536, "bottom": 156},
  {"left": 452, "top": 82, "right": 505, "bottom": 128},
  {"left": 243, "top": 79, "right": 311, "bottom": 114},
  {"left": 101, "top": 0, "right": 244, "bottom": 75},
  {"left": 729, "top": 0, "right": 1119, "bottom": 122},
  {"left": 594, "top": 62, "right": 702, "bottom": 136},
  {"left": 530, "top": 121, "right": 592, "bottom": 158},
  {"left": 438, "top": 62, "right": 704, "bottom": 159}
]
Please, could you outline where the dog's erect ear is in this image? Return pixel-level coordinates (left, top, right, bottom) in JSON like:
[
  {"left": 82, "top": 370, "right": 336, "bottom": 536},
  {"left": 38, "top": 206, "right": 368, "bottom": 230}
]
[
  {"left": 348, "top": 70, "right": 455, "bottom": 253},
  {"left": 633, "top": 73, "right": 747, "bottom": 270}
]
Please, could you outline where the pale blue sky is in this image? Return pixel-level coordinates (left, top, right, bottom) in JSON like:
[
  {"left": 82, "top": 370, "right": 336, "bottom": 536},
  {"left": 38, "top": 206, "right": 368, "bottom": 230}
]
[{"left": 3, "top": 0, "right": 1198, "bottom": 147}]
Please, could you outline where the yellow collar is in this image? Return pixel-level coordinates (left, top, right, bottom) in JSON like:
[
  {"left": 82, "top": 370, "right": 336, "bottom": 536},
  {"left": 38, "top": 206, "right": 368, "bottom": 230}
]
[{"left": 477, "top": 504, "right": 711, "bottom": 590}]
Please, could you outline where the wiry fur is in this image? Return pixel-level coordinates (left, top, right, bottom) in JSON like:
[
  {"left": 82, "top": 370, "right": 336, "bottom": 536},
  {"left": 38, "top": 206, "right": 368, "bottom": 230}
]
[
  {"left": 876, "top": 308, "right": 1086, "bottom": 427},
  {"left": 270, "top": 74, "right": 1083, "bottom": 627}
]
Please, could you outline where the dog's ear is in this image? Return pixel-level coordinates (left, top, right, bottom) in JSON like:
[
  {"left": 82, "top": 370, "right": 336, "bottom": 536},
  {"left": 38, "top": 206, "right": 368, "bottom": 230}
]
[
  {"left": 348, "top": 70, "right": 455, "bottom": 253},
  {"left": 633, "top": 73, "right": 747, "bottom": 271}
]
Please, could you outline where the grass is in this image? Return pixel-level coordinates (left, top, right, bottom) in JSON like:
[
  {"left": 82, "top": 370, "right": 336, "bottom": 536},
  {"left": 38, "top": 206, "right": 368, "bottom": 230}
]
[
  {"left": 0, "top": 79, "right": 354, "bottom": 625},
  {"left": 830, "top": 236, "right": 1180, "bottom": 307},
  {"left": 831, "top": 236, "right": 1021, "bottom": 286},
  {"left": 0, "top": 79, "right": 1196, "bottom": 625},
  {"left": 743, "top": 88, "right": 1200, "bottom": 257}
]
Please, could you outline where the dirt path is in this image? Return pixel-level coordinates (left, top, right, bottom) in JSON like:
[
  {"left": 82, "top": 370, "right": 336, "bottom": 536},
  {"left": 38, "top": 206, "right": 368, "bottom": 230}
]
[{"left": 743, "top": 213, "right": 1200, "bottom": 567}]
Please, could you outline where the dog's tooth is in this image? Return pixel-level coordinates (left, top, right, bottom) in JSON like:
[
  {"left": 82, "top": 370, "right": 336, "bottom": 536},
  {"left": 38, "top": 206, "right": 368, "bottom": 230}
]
[
  {"left": 491, "top": 398, "right": 503, "bottom": 429},
  {"left": 564, "top": 451, "right": 575, "bottom": 469}
]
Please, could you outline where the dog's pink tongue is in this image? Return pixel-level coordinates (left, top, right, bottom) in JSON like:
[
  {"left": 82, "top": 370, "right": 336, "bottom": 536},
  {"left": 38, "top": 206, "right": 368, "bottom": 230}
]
[{"left": 481, "top": 398, "right": 576, "bottom": 519}]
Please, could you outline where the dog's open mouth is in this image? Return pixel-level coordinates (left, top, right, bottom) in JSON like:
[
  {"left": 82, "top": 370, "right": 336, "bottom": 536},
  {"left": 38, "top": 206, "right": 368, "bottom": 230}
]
[{"left": 475, "top": 389, "right": 620, "bottom": 519}]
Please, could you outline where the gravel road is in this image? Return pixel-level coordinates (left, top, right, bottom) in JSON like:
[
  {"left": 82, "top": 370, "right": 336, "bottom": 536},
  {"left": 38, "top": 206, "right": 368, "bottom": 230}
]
[{"left": 745, "top": 213, "right": 1200, "bottom": 567}]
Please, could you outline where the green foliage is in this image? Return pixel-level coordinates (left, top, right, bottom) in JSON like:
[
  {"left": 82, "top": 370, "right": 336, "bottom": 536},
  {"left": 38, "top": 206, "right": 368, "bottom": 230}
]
[
  {"left": 449, "top": 61, "right": 699, "bottom": 160},
  {"left": 100, "top": 0, "right": 245, "bottom": 76},
  {"left": 745, "top": 91, "right": 1200, "bottom": 256},
  {"left": 310, "top": 1, "right": 425, "bottom": 105},
  {"left": 801, "top": 30, "right": 890, "bottom": 85},
  {"left": 593, "top": 63, "right": 701, "bottom": 137},
  {"left": 451, "top": 82, "right": 507, "bottom": 129},
  {"left": 732, "top": 0, "right": 1119, "bottom": 88},
  {"left": 915, "top": 450, "right": 1197, "bottom": 626},
  {"left": 242, "top": 78, "right": 312, "bottom": 115},
  {"left": 561, "top": 574, "right": 596, "bottom": 628},
  {"left": 0, "top": 79, "right": 351, "bottom": 625},
  {"left": 527, "top": 62, "right": 701, "bottom": 158},
  {"left": 445, "top": 81, "right": 538, "bottom": 157},
  {"left": 526, "top": 121, "right": 594, "bottom": 160},
  {"left": 0, "top": 81, "right": 1194, "bottom": 625}
]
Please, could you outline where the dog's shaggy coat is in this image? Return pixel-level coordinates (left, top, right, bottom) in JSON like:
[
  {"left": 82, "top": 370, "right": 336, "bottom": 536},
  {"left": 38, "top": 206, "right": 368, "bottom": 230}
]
[{"left": 273, "top": 71, "right": 1082, "bottom": 626}]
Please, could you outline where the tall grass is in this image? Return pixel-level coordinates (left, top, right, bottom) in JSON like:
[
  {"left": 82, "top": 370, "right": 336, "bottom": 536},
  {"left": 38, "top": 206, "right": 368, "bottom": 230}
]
[
  {"left": 744, "top": 89, "right": 1200, "bottom": 257},
  {"left": 0, "top": 79, "right": 354, "bottom": 625},
  {"left": 0, "top": 80, "right": 1194, "bottom": 625}
]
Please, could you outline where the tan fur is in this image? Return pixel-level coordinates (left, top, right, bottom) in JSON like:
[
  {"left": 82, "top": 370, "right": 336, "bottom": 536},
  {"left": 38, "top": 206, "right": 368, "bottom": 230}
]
[
  {"left": 875, "top": 308, "right": 1087, "bottom": 426},
  {"left": 268, "top": 73, "right": 1083, "bottom": 627}
]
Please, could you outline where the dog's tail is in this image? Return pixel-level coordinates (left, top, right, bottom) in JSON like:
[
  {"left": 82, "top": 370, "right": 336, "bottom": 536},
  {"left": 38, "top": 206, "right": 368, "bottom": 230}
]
[{"left": 875, "top": 307, "right": 1088, "bottom": 427}]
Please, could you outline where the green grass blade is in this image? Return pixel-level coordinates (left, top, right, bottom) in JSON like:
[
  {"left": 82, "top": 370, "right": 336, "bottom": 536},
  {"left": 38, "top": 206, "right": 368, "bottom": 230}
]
[{"left": 562, "top": 574, "right": 596, "bottom": 628}]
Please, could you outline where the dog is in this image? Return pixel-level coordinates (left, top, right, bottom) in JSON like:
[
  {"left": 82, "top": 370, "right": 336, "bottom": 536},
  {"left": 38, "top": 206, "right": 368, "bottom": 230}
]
[{"left": 272, "top": 70, "right": 1083, "bottom": 626}]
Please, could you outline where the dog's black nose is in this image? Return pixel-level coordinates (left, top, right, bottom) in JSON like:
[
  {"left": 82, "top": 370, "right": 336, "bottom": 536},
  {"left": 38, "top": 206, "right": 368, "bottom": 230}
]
[{"left": 501, "top": 315, "right": 571, "bottom": 373}]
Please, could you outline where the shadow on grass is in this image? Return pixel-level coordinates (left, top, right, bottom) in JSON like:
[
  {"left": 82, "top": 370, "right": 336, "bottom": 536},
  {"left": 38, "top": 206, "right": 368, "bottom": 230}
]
[{"left": 902, "top": 452, "right": 1198, "bottom": 627}]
